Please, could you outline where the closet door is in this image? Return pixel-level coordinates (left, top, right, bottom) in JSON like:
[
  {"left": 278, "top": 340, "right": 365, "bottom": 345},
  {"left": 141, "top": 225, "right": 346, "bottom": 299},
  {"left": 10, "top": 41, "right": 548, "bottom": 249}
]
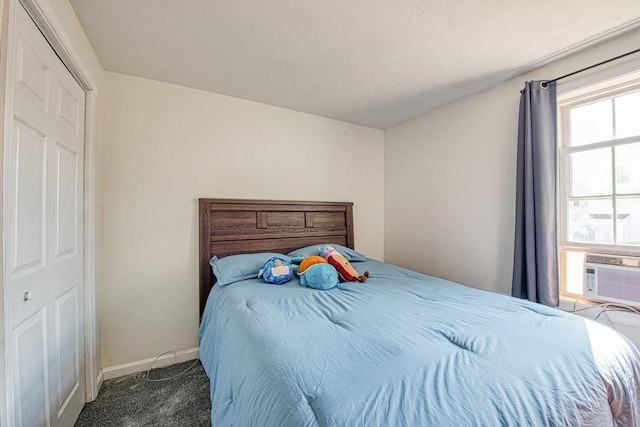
[{"left": 4, "top": 4, "right": 86, "bottom": 426}]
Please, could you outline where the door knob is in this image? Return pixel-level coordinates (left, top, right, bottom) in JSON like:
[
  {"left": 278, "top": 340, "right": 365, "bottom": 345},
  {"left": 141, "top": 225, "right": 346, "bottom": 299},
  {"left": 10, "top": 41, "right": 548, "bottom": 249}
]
[{"left": 23, "top": 291, "right": 33, "bottom": 302}]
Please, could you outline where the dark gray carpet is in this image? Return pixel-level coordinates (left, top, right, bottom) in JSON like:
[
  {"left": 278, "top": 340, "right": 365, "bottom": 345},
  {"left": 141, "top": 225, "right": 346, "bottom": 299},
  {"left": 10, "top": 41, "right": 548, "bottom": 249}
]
[{"left": 75, "top": 360, "right": 211, "bottom": 427}]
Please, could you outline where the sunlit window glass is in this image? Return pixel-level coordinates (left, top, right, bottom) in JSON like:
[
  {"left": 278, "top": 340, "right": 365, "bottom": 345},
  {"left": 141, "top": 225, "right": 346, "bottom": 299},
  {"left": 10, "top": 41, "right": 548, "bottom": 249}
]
[
  {"left": 570, "top": 99, "right": 613, "bottom": 146},
  {"left": 569, "top": 148, "right": 611, "bottom": 197},
  {"left": 567, "top": 199, "right": 613, "bottom": 244},
  {"left": 615, "top": 92, "right": 640, "bottom": 139},
  {"left": 615, "top": 143, "right": 640, "bottom": 194},
  {"left": 617, "top": 198, "right": 640, "bottom": 245}
]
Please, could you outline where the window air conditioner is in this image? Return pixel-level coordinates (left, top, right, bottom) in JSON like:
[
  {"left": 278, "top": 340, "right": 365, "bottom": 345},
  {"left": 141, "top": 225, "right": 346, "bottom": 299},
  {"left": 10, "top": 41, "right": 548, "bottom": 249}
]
[{"left": 584, "top": 254, "right": 640, "bottom": 307}]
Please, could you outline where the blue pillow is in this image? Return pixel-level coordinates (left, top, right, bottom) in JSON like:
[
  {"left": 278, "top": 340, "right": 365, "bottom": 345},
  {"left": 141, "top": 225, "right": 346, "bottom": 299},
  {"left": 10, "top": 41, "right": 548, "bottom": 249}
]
[
  {"left": 286, "top": 244, "right": 366, "bottom": 262},
  {"left": 210, "top": 253, "right": 291, "bottom": 286}
]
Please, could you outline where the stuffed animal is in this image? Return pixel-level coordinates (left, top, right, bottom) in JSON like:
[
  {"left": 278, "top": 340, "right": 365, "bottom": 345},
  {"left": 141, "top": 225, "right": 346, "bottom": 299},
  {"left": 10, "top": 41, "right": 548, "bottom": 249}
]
[
  {"left": 296, "top": 255, "right": 337, "bottom": 290},
  {"left": 297, "top": 255, "right": 328, "bottom": 273},
  {"left": 258, "top": 256, "right": 294, "bottom": 284},
  {"left": 319, "top": 245, "right": 369, "bottom": 283},
  {"left": 299, "top": 263, "right": 339, "bottom": 290}
]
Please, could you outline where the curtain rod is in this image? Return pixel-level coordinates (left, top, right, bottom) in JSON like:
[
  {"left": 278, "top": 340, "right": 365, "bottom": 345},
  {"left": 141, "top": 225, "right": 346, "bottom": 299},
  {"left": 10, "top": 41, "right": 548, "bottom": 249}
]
[{"left": 544, "top": 48, "right": 640, "bottom": 86}]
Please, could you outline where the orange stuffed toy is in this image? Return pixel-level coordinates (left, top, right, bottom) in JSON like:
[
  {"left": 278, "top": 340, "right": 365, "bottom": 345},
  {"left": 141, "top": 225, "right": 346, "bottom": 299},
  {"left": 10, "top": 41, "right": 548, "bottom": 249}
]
[
  {"left": 297, "top": 256, "right": 328, "bottom": 274},
  {"left": 319, "top": 245, "right": 369, "bottom": 283}
]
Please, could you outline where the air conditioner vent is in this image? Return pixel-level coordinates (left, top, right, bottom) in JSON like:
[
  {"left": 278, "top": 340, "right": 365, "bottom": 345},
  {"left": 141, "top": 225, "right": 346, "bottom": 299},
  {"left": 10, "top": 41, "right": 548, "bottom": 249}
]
[{"left": 584, "top": 254, "right": 640, "bottom": 306}]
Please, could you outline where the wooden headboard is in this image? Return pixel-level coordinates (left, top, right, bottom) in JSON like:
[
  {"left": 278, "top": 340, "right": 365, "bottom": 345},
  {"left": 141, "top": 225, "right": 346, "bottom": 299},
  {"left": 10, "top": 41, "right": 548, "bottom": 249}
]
[{"left": 199, "top": 199, "right": 354, "bottom": 317}]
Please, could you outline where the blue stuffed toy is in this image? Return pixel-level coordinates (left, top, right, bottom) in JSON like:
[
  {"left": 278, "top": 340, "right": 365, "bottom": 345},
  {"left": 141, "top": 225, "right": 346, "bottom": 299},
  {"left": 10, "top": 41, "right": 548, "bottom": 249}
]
[
  {"left": 299, "top": 263, "right": 339, "bottom": 290},
  {"left": 258, "top": 256, "right": 294, "bottom": 285}
]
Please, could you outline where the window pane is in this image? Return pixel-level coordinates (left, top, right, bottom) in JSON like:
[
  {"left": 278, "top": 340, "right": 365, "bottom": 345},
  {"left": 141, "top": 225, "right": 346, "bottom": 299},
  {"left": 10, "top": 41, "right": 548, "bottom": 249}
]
[
  {"left": 569, "top": 148, "right": 611, "bottom": 196},
  {"left": 615, "top": 143, "right": 640, "bottom": 194},
  {"left": 562, "top": 250, "right": 585, "bottom": 295},
  {"left": 617, "top": 197, "right": 640, "bottom": 246},
  {"left": 567, "top": 199, "right": 613, "bottom": 244},
  {"left": 570, "top": 99, "right": 613, "bottom": 146},
  {"left": 615, "top": 91, "right": 640, "bottom": 139}
]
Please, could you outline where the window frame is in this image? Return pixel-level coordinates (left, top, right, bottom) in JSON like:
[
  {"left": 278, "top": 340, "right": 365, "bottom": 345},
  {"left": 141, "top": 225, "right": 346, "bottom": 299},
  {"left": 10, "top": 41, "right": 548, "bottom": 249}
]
[{"left": 557, "top": 62, "right": 640, "bottom": 297}]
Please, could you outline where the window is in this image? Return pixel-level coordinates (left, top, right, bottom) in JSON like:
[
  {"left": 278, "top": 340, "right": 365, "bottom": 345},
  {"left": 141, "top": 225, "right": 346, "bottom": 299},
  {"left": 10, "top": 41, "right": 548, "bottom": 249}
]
[{"left": 558, "top": 63, "right": 640, "bottom": 297}]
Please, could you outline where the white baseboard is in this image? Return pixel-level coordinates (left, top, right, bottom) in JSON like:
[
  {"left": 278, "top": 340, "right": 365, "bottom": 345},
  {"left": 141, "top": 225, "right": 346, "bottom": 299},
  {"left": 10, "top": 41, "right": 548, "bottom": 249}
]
[
  {"left": 99, "top": 347, "right": 200, "bottom": 383},
  {"left": 96, "top": 370, "right": 104, "bottom": 396}
]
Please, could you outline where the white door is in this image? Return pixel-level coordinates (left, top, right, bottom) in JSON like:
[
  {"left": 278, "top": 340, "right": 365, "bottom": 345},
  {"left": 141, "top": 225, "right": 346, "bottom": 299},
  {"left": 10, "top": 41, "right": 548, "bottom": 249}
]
[{"left": 4, "top": 3, "right": 86, "bottom": 426}]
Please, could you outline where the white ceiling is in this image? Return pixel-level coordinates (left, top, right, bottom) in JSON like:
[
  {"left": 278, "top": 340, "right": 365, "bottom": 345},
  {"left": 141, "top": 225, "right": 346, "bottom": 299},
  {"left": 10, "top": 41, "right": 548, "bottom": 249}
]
[{"left": 69, "top": 0, "right": 640, "bottom": 129}]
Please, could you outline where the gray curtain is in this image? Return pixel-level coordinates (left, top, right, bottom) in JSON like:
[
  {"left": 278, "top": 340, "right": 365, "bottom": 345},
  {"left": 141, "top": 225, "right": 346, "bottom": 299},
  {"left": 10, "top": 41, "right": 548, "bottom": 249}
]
[{"left": 512, "top": 80, "right": 559, "bottom": 307}]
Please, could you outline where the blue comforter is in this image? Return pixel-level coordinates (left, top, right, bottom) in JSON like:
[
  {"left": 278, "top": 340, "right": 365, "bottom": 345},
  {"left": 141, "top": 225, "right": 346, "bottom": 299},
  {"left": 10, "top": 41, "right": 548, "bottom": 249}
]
[{"left": 199, "top": 259, "right": 640, "bottom": 426}]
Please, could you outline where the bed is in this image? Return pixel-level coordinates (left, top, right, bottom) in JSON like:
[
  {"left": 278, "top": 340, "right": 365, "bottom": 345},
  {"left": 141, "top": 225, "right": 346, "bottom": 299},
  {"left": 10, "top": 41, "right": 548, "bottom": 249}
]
[{"left": 198, "top": 198, "right": 640, "bottom": 426}]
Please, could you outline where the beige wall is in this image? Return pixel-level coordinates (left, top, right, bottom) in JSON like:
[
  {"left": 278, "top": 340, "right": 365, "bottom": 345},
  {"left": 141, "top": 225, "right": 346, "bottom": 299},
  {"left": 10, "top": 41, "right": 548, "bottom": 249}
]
[
  {"left": 384, "top": 29, "right": 640, "bottom": 295},
  {"left": 101, "top": 72, "right": 384, "bottom": 367}
]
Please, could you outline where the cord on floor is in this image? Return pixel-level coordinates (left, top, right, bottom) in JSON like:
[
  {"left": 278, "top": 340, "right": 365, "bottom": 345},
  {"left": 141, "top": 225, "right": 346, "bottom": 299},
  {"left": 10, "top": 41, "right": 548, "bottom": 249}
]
[
  {"left": 568, "top": 297, "right": 640, "bottom": 329},
  {"left": 146, "top": 350, "right": 200, "bottom": 382}
]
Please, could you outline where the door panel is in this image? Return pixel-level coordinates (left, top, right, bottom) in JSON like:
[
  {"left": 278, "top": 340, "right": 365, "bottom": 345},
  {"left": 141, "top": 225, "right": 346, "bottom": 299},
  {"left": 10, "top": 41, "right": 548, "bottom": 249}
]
[
  {"left": 12, "top": 121, "right": 46, "bottom": 275},
  {"left": 55, "top": 287, "right": 79, "bottom": 414},
  {"left": 12, "top": 308, "right": 50, "bottom": 427},
  {"left": 15, "top": 35, "right": 50, "bottom": 112},
  {"left": 5, "top": 4, "right": 86, "bottom": 426},
  {"left": 54, "top": 142, "right": 78, "bottom": 259},
  {"left": 56, "top": 83, "right": 80, "bottom": 132}
]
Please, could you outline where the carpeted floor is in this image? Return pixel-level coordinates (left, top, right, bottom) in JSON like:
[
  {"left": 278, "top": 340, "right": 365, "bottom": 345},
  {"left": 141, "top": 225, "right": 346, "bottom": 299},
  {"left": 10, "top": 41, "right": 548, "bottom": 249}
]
[{"left": 75, "top": 360, "right": 211, "bottom": 427}]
